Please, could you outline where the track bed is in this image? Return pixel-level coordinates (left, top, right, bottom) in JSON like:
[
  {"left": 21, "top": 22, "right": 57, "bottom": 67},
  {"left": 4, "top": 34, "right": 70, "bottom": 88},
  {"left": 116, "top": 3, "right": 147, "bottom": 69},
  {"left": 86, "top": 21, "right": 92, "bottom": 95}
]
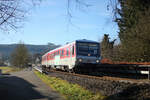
[{"left": 46, "top": 70, "right": 150, "bottom": 100}]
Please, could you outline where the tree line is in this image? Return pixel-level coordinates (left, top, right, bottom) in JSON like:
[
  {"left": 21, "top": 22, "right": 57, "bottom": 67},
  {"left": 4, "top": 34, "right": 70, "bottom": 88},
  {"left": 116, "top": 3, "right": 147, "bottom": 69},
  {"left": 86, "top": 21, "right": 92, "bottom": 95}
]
[{"left": 101, "top": 0, "right": 150, "bottom": 62}]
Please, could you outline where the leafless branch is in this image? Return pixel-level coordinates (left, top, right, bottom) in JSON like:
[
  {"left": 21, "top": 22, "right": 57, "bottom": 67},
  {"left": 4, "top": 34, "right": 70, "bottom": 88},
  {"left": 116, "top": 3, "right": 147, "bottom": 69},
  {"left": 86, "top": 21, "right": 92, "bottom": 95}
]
[
  {"left": 67, "top": 0, "right": 91, "bottom": 29},
  {"left": 0, "top": 0, "right": 40, "bottom": 32}
]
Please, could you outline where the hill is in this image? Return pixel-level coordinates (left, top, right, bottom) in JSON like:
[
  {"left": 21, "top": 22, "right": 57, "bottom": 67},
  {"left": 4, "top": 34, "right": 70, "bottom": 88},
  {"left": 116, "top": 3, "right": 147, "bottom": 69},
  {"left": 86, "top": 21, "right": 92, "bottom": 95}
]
[{"left": 0, "top": 43, "right": 60, "bottom": 60}]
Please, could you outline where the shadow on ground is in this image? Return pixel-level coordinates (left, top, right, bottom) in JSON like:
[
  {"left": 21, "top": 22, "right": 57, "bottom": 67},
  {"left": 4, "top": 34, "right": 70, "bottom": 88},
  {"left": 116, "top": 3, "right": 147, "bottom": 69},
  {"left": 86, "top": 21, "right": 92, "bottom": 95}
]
[
  {"left": 0, "top": 74, "right": 54, "bottom": 100},
  {"left": 104, "top": 83, "right": 150, "bottom": 100},
  {"left": 1, "top": 73, "right": 10, "bottom": 75}
]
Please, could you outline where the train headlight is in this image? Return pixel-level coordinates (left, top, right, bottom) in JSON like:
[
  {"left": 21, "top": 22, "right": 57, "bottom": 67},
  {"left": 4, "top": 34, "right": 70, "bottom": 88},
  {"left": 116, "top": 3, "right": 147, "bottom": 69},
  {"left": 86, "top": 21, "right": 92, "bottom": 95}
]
[
  {"left": 96, "top": 60, "right": 99, "bottom": 63},
  {"left": 79, "top": 58, "right": 82, "bottom": 62}
]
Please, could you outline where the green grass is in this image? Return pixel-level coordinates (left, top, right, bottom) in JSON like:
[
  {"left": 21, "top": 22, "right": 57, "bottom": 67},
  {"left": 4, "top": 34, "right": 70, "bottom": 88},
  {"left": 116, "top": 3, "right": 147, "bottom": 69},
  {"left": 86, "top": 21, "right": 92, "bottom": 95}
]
[
  {"left": 34, "top": 71, "right": 105, "bottom": 100},
  {"left": 0, "top": 66, "right": 22, "bottom": 74}
]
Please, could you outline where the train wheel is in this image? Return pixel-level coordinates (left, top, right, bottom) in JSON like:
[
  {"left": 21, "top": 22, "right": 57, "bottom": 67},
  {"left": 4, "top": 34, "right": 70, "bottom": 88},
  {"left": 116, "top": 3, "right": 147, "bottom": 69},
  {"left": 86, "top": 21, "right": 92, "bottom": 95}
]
[
  {"left": 69, "top": 69, "right": 75, "bottom": 73},
  {"left": 42, "top": 65, "right": 46, "bottom": 74},
  {"left": 73, "top": 66, "right": 82, "bottom": 74},
  {"left": 63, "top": 66, "right": 69, "bottom": 72},
  {"left": 48, "top": 66, "right": 51, "bottom": 71}
]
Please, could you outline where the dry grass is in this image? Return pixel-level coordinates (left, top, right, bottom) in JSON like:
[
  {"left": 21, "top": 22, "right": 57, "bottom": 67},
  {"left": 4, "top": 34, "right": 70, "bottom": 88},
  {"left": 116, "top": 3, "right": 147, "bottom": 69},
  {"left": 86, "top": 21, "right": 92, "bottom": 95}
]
[
  {"left": 0, "top": 66, "right": 22, "bottom": 74},
  {"left": 35, "top": 71, "right": 105, "bottom": 100}
]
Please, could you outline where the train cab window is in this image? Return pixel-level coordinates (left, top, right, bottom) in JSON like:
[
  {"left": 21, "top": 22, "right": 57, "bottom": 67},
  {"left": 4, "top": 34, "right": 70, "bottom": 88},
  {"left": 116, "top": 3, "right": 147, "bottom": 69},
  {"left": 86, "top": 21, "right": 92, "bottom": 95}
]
[{"left": 72, "top": 46, "right": 74, "bottom": 55}]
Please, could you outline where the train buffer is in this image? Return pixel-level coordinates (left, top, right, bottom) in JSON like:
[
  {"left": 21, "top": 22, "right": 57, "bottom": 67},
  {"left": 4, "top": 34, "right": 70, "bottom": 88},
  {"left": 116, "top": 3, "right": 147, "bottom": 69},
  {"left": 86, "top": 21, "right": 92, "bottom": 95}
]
[{"left": 137, "top": 65, "right": 150, "bottom": 80}]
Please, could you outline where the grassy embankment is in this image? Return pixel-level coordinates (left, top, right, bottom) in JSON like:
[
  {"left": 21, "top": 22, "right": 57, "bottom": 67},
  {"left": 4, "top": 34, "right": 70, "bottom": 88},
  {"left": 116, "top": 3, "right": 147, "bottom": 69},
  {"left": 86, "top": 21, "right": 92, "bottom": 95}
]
[
  {"left": 0, "top": 66, "right": 22, "bottom": 74},
  {"left": 35, "top": 71, "right": 105, "bottom": 100}
]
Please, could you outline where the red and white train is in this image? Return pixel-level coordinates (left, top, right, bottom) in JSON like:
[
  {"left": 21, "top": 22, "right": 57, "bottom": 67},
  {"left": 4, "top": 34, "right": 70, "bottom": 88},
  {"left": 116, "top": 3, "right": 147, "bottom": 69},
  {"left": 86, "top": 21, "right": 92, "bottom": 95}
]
[{"left": 42, "top": 39, "right": 101, "bottom": 72}]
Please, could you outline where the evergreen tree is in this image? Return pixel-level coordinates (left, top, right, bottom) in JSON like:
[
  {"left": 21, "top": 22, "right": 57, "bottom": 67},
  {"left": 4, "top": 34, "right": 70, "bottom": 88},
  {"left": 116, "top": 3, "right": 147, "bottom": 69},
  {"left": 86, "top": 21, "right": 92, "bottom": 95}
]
[{"left": 115, "top": 0, "right": 150, "bottom": 62}]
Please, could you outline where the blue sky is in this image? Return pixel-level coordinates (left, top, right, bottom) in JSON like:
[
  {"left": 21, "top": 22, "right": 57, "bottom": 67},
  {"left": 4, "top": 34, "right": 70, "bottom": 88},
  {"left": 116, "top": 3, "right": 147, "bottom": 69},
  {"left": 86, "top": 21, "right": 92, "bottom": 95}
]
[{"left": 0, "top": 0, "right": 118, "bottom": 45}]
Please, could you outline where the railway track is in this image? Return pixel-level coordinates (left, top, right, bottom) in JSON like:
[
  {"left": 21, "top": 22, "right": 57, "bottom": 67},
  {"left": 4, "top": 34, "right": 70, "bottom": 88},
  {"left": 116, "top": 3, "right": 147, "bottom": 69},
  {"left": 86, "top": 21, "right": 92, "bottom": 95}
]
[
  {"left": 34, "top": 66, "right": 150, "bottom": 97},
  {"left": 46, "top": 69, "right": 150, "bottom": 97},
  {"left": 47, "top": 70, "right": 150, "bottom": 84},
  {"left": 34, "top": 66, "right": 150, "bottom": 84}
]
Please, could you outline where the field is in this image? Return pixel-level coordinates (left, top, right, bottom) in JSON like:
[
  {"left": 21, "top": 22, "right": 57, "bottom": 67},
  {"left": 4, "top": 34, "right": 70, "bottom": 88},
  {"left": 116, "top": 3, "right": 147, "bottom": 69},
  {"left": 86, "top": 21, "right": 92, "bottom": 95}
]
[{"left": 0, "top": 66, "right": 22, "bottom": 74}]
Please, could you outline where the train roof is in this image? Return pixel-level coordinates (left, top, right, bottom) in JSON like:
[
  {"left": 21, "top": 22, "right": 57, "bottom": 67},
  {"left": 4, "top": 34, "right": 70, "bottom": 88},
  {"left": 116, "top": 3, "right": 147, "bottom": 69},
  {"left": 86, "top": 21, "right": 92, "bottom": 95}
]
[
  {"left": 76, "top": 39, "right": 99, "bottom": 43},
  {"left": 42, "top": 39, "right": 99, "bottom": 57},
  {"left": 42, "top": 41, "right": 75, "bottom": 57}
]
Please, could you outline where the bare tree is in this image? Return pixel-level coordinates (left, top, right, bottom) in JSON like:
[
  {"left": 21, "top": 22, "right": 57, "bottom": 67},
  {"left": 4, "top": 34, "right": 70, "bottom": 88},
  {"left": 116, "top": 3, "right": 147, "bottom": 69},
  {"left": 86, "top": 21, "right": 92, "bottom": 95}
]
[
  {"left": 0, "top": 0, "right": 40, "bottom": 32},
  {"left": 66, "top": 0, "right": 91, "bottom": 26},
  {"left": 101, "top": 34, "right": 116, "bottom": 60},
  {"left": 11, "top": 42, "right": 30, "bottom": 68}
]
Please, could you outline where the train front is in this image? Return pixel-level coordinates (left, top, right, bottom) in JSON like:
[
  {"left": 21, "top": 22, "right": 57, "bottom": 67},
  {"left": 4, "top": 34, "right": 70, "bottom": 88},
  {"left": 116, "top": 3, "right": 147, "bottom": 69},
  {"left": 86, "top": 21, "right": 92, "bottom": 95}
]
[{"left": 75, "top": 40, "right": 101, "bottom": 69}]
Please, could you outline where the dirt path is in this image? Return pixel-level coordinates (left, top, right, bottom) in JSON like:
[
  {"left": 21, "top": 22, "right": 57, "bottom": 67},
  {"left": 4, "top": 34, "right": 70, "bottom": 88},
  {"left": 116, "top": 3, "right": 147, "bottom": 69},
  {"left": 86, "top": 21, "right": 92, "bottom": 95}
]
[{"left": 0, "top": 69, "right": 65, "bottom": 100}]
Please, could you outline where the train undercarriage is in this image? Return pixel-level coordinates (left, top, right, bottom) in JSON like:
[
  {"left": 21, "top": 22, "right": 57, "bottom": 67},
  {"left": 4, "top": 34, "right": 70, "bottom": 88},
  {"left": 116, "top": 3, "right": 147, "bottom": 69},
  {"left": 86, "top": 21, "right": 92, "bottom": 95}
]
[
  {"left": 41, "top": 63, "right": 150, "bottom": 79},
  {"left": 41, "top": 63, "right": 100, "bottom": 74}
]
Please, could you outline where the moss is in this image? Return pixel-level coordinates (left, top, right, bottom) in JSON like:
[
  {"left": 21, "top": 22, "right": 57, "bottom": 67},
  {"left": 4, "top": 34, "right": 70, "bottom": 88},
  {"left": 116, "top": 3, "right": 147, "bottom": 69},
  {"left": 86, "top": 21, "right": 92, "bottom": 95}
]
[{"left": 35, "top": 71, "right": 105, "bottom": 100}]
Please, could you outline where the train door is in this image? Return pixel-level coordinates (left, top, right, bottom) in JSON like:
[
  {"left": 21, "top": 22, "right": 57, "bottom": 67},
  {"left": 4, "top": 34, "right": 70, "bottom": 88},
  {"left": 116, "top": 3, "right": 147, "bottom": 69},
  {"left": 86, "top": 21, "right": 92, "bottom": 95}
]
[
  {"left": 54, "top": 55, "right": 60, "bottom": 66},
  {"left": 46, "top": 55, "right": 48, "bottom": 67},
  {"left": 69, "top": 45, "right": 75, "bottom": 69}
]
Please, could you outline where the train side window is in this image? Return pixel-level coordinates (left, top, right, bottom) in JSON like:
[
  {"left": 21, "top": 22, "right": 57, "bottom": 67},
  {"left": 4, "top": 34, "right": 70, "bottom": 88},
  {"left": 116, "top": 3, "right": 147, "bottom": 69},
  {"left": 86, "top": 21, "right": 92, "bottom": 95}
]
[
  {"left": 53, "top": 52, "right": 54, "bottom": 56},
  {"left": 48, "top": 55, "right": 50, "bottom": 59},
  {"left": 53, "top": 53, "right": 55, "bottom": 58},
  {"left": 60, "top": 50, "right": 61, "bottom": 55},
  {"left": 63, "top": 49, "right": 66, "bottom": 56},
  {"left": 69, "top": 47, "right": 72, "bottom": 56},
  {"left": 61, "top": 50, "right": 64, "bottom": 57},
  {"left": 62, "top": 50, "right": 64, "bottom": 57},
  {"left": 67, "top": 48, "right": 69, "bottom": 56},
  {"left": 50, "top": 54, "right": 52, "bottom": 59},
  {"left": 52, "top": 53, "right": 53, "bottom": 59},
  {"left": 72, "top": 46, "right": 74, "bottom": 55}
]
